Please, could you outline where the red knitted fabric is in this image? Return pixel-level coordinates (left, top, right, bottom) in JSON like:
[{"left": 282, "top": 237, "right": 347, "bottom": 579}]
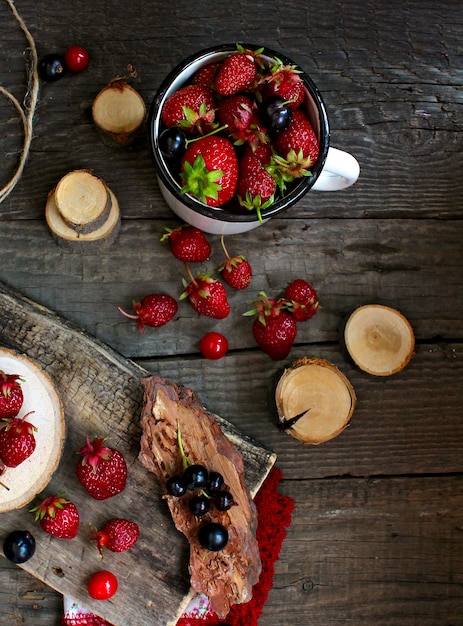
[{"left": 177, "top": 466, "right": 294, "bottom": 626}]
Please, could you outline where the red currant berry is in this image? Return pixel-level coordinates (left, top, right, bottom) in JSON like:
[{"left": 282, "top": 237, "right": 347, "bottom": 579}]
[
  {"left": 64, "top": 45, "right": 89, "bottom": 73},
  {"left": 87, "top": 570, "right": 118, "bottom": 600},
  {"left": 199, "top": 332, "right": 228, "bottom": 360}
]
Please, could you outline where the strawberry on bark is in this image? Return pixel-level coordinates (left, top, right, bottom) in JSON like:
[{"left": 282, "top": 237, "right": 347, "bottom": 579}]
[
  {"left": 217, "top": 236, "right": 253, "bottom": 290},
  {"left": 76, "top": 436, "right": 127, "bottom": 500},
  {"left": 0, "top": 411, "right": 37, "bottom": 467},
  {"left": 180, "top": 135, "right": 238, "bottom": 207},
  {"left": 245, "top": 292, "right": 298, "bottom": 360},
  {"left": 0, "top": 371, "right": 24, "bottom": 418},
  {"left": 180, "top": 265, "right": 230, "bottom": 319},
  {"left": 117, "top": 294, "right": 178, "bottom": 331},
  {"left": 31, "top": 495, "right": 80, "bottom": 539},
  {"left": 161, "top": 84, "right": 216, "bottom": 134},
  {"left": 161, "top": 224, "right": 211, "bottom": 262}
]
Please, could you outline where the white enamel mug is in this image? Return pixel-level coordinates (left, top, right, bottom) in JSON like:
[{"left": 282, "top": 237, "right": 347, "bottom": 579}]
[{"left": 148, "top": 44, "right": 360, "bottom": 235}]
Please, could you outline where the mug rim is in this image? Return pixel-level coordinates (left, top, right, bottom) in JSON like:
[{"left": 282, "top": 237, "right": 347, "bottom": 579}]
[{"left": 148, "top": 43, "right": 330, "bottom": 224}]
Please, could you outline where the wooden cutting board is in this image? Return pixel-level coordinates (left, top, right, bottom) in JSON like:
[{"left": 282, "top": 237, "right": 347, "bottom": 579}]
[{"left": 0, "top": 280, "right": 276, "bottom": 626}]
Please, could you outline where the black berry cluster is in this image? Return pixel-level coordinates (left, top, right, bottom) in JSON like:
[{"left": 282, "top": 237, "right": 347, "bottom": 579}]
[{"left": 166, "top": 463, "right": 235, "bottom": 551}]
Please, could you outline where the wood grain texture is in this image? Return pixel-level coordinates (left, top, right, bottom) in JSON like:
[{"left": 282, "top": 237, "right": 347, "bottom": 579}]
[{"left": 1, "top": 0, "right": 462, "bottom": 623}]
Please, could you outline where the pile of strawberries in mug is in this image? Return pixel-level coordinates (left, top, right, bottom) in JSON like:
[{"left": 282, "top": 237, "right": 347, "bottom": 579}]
[{"left": 159, "top": 44, "right": 319, "bottom": 222}]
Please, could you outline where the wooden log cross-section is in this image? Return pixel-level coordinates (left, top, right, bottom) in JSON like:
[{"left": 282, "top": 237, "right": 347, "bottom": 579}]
[{"left": 45, "top": 169, "right": 121, "bottom": 250}]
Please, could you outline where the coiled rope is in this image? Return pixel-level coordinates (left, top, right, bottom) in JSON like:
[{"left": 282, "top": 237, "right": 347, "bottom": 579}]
[{"left": 0, "top": 0, "right": 39, "bottom": 203}]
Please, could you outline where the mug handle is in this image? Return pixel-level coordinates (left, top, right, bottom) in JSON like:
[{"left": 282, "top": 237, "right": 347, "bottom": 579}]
[{"left": 311, "top": 147, "right": 360, "bottom": 191}]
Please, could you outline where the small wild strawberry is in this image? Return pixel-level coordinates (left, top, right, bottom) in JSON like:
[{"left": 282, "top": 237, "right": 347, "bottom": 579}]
[
  {"left": 90, "top": 518, "right": 140, "bottom": 556},
  {"left": 76, "top": 436, "right": 127, "bottom": 501},
  {"left": 0, "top": 371, "right": 24, "bottom": 418},
  {"left": 245, "top": 292, "right": 297, "bottom": 360},
  {"left": 217, "top": 236, "right": 252, "bottom": 290},
  {"left": 31, "top": 495, "right": 80, "bottom": 539},
  {"left": 161, "top": 224, "right": 211, "bottom": 263},
  {"left": 0, "top": 411, "right": 37, "bottom": 467},
  {"left": 180, "top": 266, "right": 230, "bottom": 319},
  {"left": 117, "top": 294, "right": 178, "bottom": 332},
  {"left": 284, "top": 279, "right": 320, "bottom": 322}
]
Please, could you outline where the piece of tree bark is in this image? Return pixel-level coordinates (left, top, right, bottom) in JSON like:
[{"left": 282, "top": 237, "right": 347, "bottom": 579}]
[{"left": 139, "top": 374, "right": 261, "bottom": 619}]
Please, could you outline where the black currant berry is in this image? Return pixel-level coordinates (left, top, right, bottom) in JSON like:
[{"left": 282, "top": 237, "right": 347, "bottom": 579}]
[
  {"left": 189, "top": 494, "right": 211, "bottom": 517},
  {"left": 182, "top": 464, "right": 208, "bottom": 491},
  {"left": 214, "top": 490, "right": 235, "bottom": 511},
  {"left": 3, "top": 530, "right": 36, "bottom": 564},
  {"left": 206, "top": 471, "right": 224, "bottom": 493},
  {"left": 166, "top": 475, "right": 187, "bottom": 497},
  {"left": 38, "top": 54, "right": 66, "bottom": 82},
  {"left": 261, "top": 97, "right": 293, "bottom": 132},
  {"left": 198, "top": 522, "right": 228, "bottom": 552},
  {"left": 159, "top": 128, "right": 187, "bottom": 160}
]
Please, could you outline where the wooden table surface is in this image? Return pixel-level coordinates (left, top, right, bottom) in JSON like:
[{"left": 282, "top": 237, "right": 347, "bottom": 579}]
[{"left": 1, "top": 0, "right": 462, "bottom": 624}]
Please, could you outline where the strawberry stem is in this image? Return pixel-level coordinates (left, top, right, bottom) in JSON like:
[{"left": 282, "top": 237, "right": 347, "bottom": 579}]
[
  {"left": 220, "top": 235, "right": 231, "bottom": 261},
  {"left": 116, "top": 305, "right": 138, "bottom": 320}
]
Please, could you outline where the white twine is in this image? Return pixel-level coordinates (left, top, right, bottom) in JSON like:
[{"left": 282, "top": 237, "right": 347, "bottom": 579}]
[{"left": 0, "top": 0, "right": 39, "bottom": 204}]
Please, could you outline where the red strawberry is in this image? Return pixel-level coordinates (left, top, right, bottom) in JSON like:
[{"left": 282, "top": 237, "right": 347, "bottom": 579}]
[
  {"left": 90, "top": 518, "right": 140, "bottom": 556},
  {"left": 274, "top": 109, "right": 319, "bottom": 178},
  {"left": 76, "top": 436, "right": 127, "bottom": 500},
  {"left": 245, "top": 292, "right": 297, "bottom": 360},
  {"left": 237, "top": 151, "right": 276, "bottom": 222},
  {"left": 0, "top": 411, "right": 37, "bottom": 467},
  {"left": 161, "top": 84, "right": 216, "bottom": 134},
  {"left": 215, "top": 52, "right": 257, "bottom": 96},
  {"left": 263, "top": 58, "right": 305, "bottom": 110},
  {"left": 180, "top": 267, "right": 230, "bottom": 319},
  {"left": 218, "top": 95, "right": 269, "bottom": 149},
  {"left": 217, "top": 236, "right": 252, "bottom": 290},
  {"left": 192, "top": 62, "right": 220, "bottom": 90},
  {"left": 180, "top": 135, "right": 238, "bottom": 207},
  {"left": 31, "top": 495, "right": 80, "bottom": 539},
  {"left": 284, "top": 279, "right": 320, "bottom": 322},
  {"left": 117, "top": 294, "right": 177, "bottom": 332},
  {"left": 161, "top": 224, "right": 211, "bottom": 262},
  {"left": 0, "top": 371, "right": 24, "bottom": 418}
]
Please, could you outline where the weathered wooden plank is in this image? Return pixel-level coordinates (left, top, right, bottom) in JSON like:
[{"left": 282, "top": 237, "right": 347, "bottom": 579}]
[
  {"left": 0, "top": 218, "right": 461, "bottom": 359},
  {"left": 261, "top": 475, "right": 463, "bottom": 626},
  {"left": 3, "top": 474, "right": 462, "bottom": 626},
  {"left": 0, "top": 280, "right": 275, "bottom": 626},
  {"left": 1, "top": 0, "right": 462, "bottom": 220},
  {"left": 144, "top": 342, "right": 463, "bottom": 479}
]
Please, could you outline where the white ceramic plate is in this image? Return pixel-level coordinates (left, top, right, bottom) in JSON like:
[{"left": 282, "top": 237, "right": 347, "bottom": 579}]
[{"left": 0, "top": 348, "right": 65, "bottom": 512}]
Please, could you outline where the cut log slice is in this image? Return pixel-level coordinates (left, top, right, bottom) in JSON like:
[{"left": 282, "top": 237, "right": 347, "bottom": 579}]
[
  {"left": 54, "top": 170, "right": 111, "bottom": 234},
  {"left": 344, "top": 304, "right": 415, "bottom": 376},
  {"left": 139, "top": 375, "right": 261, "bottom": 619},
  {"left": 92, "top": 81, "right": 146, "bottom": 144},
  {"left": 0, "top": 348, "right": 65, "bottom": 512},
  {"left": 46, "top": 186, "right": 121, "bottom": 251},
  {"left": 275, "top": 357, "right": 356, "bottom": 445}
]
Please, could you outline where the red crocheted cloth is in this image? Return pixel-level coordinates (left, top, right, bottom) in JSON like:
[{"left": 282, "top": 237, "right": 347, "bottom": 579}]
[
  {"left": 177, "top": 466, "right": 294, "bottom": 626},
  {"left": 62, "top": 467, "right": 293, "bottom": 626}
]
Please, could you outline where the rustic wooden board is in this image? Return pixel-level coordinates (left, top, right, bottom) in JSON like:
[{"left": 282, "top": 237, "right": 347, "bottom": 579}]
[
  {"left": 0, "top": 280, "right": 275, "bottom": 626},
  {"left": 261, "top": 475, "right": 463, "bottom": 626}
]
